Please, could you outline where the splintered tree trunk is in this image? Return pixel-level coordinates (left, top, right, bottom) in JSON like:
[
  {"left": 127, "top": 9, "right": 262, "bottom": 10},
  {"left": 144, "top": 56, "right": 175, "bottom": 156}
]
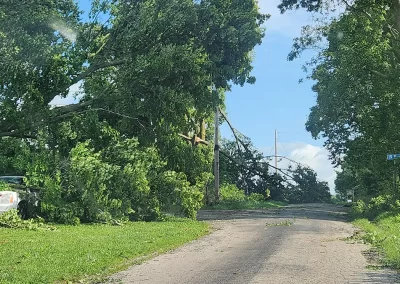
[{"left": 199, "top": 119, "right": 206, "bottom": 140}]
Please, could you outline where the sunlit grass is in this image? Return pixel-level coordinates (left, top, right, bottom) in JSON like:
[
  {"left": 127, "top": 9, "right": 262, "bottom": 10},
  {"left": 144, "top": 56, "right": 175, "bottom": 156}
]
[
  {"left": 0, "top": 220, "right": 209, "bottom": 283},
  {"left": 353, "top": 215, "right": 400, "bottom": 269}
]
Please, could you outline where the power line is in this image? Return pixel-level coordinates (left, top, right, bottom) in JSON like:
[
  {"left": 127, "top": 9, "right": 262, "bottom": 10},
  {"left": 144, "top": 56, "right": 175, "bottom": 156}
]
[{"left": 218, "top": 111, "right": 324, "bottom": 184}]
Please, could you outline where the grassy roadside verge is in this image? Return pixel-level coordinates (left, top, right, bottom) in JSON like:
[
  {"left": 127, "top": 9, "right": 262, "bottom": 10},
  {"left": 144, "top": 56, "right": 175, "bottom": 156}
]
[
  {"left": 202, "top": 200, "right": 287, "bottom": 210},
  {"left": 0, "top": 219, "right": 209, "bottom": 283},
  {"left": 353, "top": 215, "right": 400, "bottom": 269}
]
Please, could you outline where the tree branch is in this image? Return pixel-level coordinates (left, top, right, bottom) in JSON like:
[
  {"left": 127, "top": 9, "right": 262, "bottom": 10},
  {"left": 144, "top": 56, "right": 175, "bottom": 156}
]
[
  {"left": 0, "top": 131, "right": 37, "bottom": 139},
  {"left": 219, "top": 107, "right": 242, "bottom": 154},
  {"left": 371, "top": 69, "right": 389, "bottom": 78},
  {"left": 47, "top": 59, "right": 125, "bottom": 105},
  {"left": 219, "top": 149, "right": 296, "bottom": 181}
]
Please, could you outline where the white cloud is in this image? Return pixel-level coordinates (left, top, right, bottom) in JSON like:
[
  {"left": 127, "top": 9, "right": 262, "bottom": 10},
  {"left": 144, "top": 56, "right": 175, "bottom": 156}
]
[
  {"left": 260, "top": 142, "right": 337, "bottom": 194},
  {"left": 274, "top": 142, "right": 337, "bottom": 194},
  {"left": 49, "top": 82, "right": 83, "bottom": 106}
]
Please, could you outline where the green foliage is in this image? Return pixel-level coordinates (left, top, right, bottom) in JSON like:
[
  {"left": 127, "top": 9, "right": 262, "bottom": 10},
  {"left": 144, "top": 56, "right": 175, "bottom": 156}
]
[
  {"left": 289, "top": 0, "right": 400, "bottom": 208},
  {"left": 0, "top": 181, "right": 11, "bottom": 191},
  {"left": 0, "top": 0, "right": 267, "bottom": 141},
  {"left": 219, "top": 135, "right": 331, "bottom": 204},
  {"left": 220, "top": 183, "right": 246, "bottom": 202},
  {"left": 219, "top": 135, "right": 278, "bottom": 198},
  {"left": 354, "top": 215, "right": 400, "bottom": 269},
  {"left": 248, "top": 192, "right": 264, "bottom": 202},
  {"left": 330, "top": 195, "right": 346, "bottom": 205},
  {"left": 153, "top": 171, "right": 207, "bottom": 219},
  {"left": 0, "top": 219, "right": 209, "bottom": 284},
  {"left": 284, "top": 165, "right": 331, "bottom": 203},
  {"left": 282, "top": 1, "right": 400, "bottom": 270},
  {"left": 0, "top": 209, "right": 56, "bottom": 231},
  {"left": 0, "top": 0, "right": 267, "bottom": 224},
  {"left": 368, "top": 195, "right": 393, "bottom": 212},
  {"left": 351, "top": 195, "right": 400, "bottom": 220},
  {"left": 18, "top": 137, "right": 208, "bottom": 223},
  {"left": 206, "top": 183, "right": 286, "bottom": 210},
  {"left": 352, "top": 200, "right": 367, "bottom": 215}
]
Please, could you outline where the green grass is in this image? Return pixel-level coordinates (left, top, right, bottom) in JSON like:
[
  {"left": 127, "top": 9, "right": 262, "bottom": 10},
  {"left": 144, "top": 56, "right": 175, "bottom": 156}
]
[
  {"left": 353, "top": 215, "right": 400, "bottom": 269},
  {"left": 0, "top": 219, "right": 209, "bottom": 283},
  {"left": 202, "top": 200, "right": 287, "bottom": 210}
]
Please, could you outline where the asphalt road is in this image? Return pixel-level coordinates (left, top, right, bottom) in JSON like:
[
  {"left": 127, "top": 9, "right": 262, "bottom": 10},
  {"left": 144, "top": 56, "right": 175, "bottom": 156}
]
[{"left": 109, "top": 204, "right": 400, "bottom": 284}]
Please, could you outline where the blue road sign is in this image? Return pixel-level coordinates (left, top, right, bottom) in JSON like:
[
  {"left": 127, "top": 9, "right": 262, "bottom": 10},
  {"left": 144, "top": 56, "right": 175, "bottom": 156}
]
[{"left": 387, "top": 154, "right": 400, "bottom": 160}]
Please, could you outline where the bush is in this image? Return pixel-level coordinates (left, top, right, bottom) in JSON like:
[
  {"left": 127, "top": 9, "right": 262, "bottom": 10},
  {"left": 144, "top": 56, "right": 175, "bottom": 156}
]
[
  {"left": 354, "top": 214, "right": 400, "bottom": 269},
  {"left": 0, "top": 209, "right": 56, "bottom": 231},
  {"left": 24, "top": 138, "right": 207, "bottom": 223},
  {"left": 352, "top": 200, "right": 367, "bottom": 215},
  {"left": 352, "top": 195, "right": 399, "bottom": 219},
  {"left": 265, "top": 188, "right": 271, "bottom": 199},
  {"left": 248, "top": 192, "right": 264, "bottom": 202},
  {"left": 220, "top": 184, "right": 246, "bottom": 201},
  {"left": 368, "top": 195, "right": 393, "bottom": 212},
  {"left": 0, "top": 181, "right": 11, "bottom": 191}
]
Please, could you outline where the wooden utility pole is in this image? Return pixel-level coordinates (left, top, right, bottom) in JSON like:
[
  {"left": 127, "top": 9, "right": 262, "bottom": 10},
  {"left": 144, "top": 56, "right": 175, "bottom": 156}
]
[
  {"left": 214, "top": 106, "right": 220, "bottom": 201},
  {"left": 275, "top": 129, "right": 278, "bottom": 175}
]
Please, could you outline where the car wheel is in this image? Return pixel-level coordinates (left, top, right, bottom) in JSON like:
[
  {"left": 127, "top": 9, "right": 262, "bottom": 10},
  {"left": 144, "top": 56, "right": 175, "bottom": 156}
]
[{"left": 18, "top": 201, "right": 29, "bottom": 220}]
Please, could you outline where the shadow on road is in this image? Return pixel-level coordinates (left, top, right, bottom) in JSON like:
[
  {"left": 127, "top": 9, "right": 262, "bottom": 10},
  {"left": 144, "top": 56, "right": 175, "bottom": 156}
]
[
  {"left": 353, "top": 270, "right": 400, "bottom": 283},
  {"left": 197, "top": 203, "right": 350, "bottom": 222}
]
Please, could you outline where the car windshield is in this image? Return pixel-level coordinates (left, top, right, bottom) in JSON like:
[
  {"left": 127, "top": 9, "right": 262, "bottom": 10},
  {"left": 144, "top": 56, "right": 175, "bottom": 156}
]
[{"left": 0, "top": 176, "right": 24, "bottom": 185}]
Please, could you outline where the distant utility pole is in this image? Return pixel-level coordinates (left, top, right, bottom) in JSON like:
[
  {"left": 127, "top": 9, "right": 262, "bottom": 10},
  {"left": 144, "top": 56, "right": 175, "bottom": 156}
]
[
  {"left": 212, "top": 82, "right": 219, "bottom": 202},
  {"left": 275, "top": 129, "right": 278, "bottom": 175},
  {"left": 214, "top": 105, "right": 220, "bottom": 202}
]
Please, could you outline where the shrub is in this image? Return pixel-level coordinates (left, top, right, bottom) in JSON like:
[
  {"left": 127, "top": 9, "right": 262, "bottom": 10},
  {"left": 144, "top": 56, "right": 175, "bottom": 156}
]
[
  {"left": 0, "top": 209, "right": 56, "bottom": 231},
  {"left": 220, "top": 184, "right": 246, "bottom": 201},
  {"left": 265, "top": 188, "right": 271, "bottom": 199},
  {"left": 352, "top": 200, "right": 367, "bottom": 215},
  {"left": 24, "top": 138, "right": 207, "bottom": 223},
  {"left": 248, "top": 192, "right": 264, "bottom": 202}
]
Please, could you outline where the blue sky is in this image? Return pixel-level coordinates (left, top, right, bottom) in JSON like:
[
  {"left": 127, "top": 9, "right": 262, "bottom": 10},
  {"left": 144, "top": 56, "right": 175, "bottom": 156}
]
[
  {"left": 220, "top": 0, "right": 337, "bottom": 191},
  {"left": 52, "top": 0, "right": 337, "bottom": 192}
]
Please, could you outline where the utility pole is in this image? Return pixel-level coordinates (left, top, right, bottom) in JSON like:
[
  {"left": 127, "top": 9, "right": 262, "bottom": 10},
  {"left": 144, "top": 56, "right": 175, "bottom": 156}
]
[
  {"left": 214, "top": 105, "right": 220, "bottom": 202},
  {"left": 394, "top": 160, "right": 397, "bottom": 193},
  {"left": 275, "top": 129, "right": 278, "bottom": 175}
]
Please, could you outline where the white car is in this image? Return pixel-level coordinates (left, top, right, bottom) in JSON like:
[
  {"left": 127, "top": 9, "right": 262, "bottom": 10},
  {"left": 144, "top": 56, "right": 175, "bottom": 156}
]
[
  {"left": 0, "top": 176, "right": 39, "bottom": 219},
  {"left": 0, "top": 191, "right": 20, "bottom": 215}
]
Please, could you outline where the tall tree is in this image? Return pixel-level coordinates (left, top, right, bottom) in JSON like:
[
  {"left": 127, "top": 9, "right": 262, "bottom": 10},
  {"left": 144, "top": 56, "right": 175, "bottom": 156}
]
[
  {"left": 279, "top": 0, "right": 400, "bottom": 202},
  {"left": 0, "top": 0, "right": 268, "bottom": 141},
  {"left": 0, "top": 0, "right": 269, "bottom": 221}
]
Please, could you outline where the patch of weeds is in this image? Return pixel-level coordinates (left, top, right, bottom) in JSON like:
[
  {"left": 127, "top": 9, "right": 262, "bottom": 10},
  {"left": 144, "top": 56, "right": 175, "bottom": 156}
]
[
  {"left": 266, "top": 219, "right": 294, "bottom": 227},
  {"left": 0, "top": 209, "right": 56, "bottom": 231},
  {"left": 353, "top": 216, "right": 400, "bottom": 269},
  {"left": 366, "top": 264, "right": 386, "bottom": 270},
  {"left": 344, "top": 230, "right": 365, "bottom": 243}
]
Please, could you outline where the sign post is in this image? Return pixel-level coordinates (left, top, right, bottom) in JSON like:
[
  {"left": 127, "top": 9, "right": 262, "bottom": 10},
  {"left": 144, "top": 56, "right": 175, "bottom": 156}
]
[
  {"left": 387, "top": 154, "right": 400, "bottom": 192},
  {"left": 387, "top": 154, "right": 400, "bottom": 161}
]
